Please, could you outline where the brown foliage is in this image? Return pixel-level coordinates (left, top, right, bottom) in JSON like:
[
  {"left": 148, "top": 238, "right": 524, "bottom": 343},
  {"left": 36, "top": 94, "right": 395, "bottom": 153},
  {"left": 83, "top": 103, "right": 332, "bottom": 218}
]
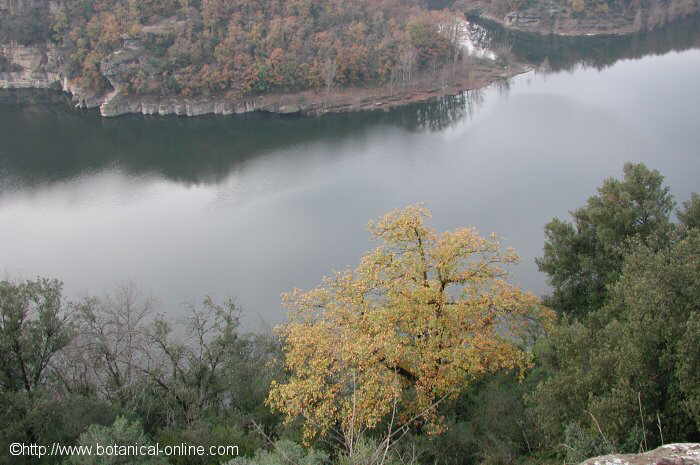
[{"left": 51, "top": 0, "right": 465, "bottom": 97}]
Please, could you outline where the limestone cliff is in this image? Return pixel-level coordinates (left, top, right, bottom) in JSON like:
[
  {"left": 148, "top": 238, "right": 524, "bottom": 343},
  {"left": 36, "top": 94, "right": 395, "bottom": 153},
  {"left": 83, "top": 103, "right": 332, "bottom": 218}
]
[
  {"left": 0, "top": 0, "right": 100, "bottom": 107},
  {"left": 0, "top": 5, "right": 351, "bottom": 116},
  {"left": 0, "top": 41, "right": 105, "bottom": 108},
  {"left": 0, "top": 42, "right": 61, "bottom": 89}
]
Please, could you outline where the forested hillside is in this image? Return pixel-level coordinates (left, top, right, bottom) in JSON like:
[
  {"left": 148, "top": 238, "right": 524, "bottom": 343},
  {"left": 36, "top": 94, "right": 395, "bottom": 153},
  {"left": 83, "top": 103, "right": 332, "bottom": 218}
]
[
  {"left": 1, "top": 0, "right": 467, "bottom": 98},
  {"left": 3, "top": 0, "right": 697, "bottom": 115}
]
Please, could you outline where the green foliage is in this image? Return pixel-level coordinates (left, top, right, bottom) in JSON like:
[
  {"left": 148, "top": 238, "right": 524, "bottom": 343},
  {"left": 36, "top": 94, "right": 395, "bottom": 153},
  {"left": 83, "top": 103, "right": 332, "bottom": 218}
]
[
  {"left": 464, "top": 376, "right": 532, "bottom": 465},
  {"left": 435, "top": 374, "right": 534, "bottom": 465},
  {"left": 678, "top": 192, "right": 700, "bottom": 231},
  {"left": 157, "top": 422, "right": 263, "bottom": 465},
  {"left": 0, "top": 278, "right": 73, "bottom": 394},
  {"left": 225, "top": 439, "right": 328, "bottom": 465},
  {"left": 536, "top": 162, "right": 675, "bottom": 317},
  {"left": 370, "top": 372, "right": 541, "bottom": 465},
  {"left": 64, "top": 416, "right": 166, "bottom": 465},
  {"left": 530, "top": 165, "right": 700, "bottom": 458},
  {"left": 532, "top": 230, "right": 700, "bottom": 453},
  {"left": 0, "top": 278, "right": 118, "bottom": 465},
  {"left": 0, "top": 390, "right": 114, "bottom": 465},
  {"left": 0, "top": 278, "right": 286, "bottom": 464},
  {"left": 407, "top": 15, "right": 453, "bottom": 67},
  {"left": 337, "top": 436, "right": 404, "bottom": 465},
  {"left": 676, "top": 311, "right": 700, "bottom": 428},
  {"left": 561, "top": 422, "right": 611, "bottom": 464}
]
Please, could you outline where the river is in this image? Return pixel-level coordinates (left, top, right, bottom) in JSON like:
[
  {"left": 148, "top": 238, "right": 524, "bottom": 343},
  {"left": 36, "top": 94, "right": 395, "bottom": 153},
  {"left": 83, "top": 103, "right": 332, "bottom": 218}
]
[{"left": 1, "top": 20, "right": 700, "bottom": 328}]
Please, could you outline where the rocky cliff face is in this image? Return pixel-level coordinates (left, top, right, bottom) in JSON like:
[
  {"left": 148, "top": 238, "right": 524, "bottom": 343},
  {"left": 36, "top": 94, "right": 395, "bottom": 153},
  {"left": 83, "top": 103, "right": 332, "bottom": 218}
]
[
  {"left": 0, "top": 0, "right": 96, "bottom": 106},
  {"left": 0, "top": 41, "right": 104, "bottom": 108},
  {"left": 93, "top": 28, "right": 276, "bottom": 116},
  {"left": 580, "top": 443, "right": 700, "bottom": 465},
  {"left": 0, "top": 7, "right": 306, "bottom": 117},
  {"left": 0, "top": 43, "right": 61, "bottom": 89}
]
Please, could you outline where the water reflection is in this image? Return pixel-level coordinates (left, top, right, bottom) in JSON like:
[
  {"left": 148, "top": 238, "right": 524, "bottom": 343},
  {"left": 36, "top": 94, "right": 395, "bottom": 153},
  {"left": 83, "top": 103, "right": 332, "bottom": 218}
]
[
  {"left": 392, "top": 90, "right": 485, "bottom": 132},
  {"left": 0, "top": 90, "right": 484, "bottom": 190},
  {"left": 2, "top": 15, "right": 700, "bottom": 193},
  {"left": 471, "top": 13, "right": 700, "bottom": 72},
  {"left": 2, "top": 21, "right": 700, "bottom": 326}
]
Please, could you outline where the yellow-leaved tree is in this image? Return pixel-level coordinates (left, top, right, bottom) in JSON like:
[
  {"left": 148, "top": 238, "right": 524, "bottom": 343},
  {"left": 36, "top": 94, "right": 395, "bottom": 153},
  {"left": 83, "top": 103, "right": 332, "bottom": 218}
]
[{"left": 267, "top": 205, "right": 553, "bottom": 446}]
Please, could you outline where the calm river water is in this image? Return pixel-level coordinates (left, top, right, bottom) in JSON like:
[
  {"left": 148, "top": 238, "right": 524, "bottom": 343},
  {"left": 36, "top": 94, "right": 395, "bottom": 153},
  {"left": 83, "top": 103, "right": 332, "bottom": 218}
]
[{"left": 2, "top": 21, "right": 700, "bottom": 327}]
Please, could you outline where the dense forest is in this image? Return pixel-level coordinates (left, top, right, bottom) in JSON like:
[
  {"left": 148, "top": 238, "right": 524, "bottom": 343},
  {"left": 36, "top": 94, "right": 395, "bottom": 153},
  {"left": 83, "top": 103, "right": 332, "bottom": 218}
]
[
  {"left": 1, "top": 0, "right": 470, "bottom": 98},
  {"left": 1, "top": 163, "right": 699, "bottom": 465}
]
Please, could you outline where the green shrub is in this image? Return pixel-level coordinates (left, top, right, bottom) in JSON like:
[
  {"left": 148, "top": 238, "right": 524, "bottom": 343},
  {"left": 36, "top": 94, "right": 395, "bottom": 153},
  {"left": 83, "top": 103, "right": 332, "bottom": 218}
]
[
  {"left": 562, "top": 422, "right": 611, "bottom": 465},
  {"left": 225, "top": 439, "right": 328, "bottom": 465},
  {"left": 64, "top": 416, "right": 166, "bottom": 465}
]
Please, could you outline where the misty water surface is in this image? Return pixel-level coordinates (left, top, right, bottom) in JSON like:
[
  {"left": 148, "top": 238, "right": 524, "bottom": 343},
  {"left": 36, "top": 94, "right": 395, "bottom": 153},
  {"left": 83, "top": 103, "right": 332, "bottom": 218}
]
[{"left": 1, "top": 23, "right": 700, "bottom": 327}]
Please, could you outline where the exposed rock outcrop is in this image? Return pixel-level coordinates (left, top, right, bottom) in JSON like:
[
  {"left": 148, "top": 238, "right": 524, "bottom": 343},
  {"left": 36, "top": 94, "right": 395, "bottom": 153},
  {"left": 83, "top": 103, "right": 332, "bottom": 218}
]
[
  {"left": 0, "top": 41, "right": 104, "bottom": 108},
  {"left": 0, "top": 43, "right": 61, "bottom": 89},
  {"left": 580, "top": 443, "right": 700, "bottom": 465}
]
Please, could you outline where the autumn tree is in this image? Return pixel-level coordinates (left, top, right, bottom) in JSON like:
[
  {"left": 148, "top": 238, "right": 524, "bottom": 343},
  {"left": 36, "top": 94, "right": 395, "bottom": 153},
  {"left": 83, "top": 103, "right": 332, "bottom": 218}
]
[
  {"left": 267, "top": 205, "right": 553, "bottom": 446},
  {"left": 44, "top": 0, "right": 462, "bottom": 98}
]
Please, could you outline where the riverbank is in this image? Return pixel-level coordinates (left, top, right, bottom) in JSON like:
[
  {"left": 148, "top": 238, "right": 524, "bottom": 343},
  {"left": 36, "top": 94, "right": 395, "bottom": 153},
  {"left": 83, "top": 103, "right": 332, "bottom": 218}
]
[
  {"left": 101, "top": 63, "right": 527, "bottom": 118},
  {"left": 2, "top": 6, "right": 698, "bottom": 117},
  {"left": 2, "top": 0, "right": 525, "bottom": 119},
  {"left": 1, "top": 45, "right": 527, "bottom": 117}
]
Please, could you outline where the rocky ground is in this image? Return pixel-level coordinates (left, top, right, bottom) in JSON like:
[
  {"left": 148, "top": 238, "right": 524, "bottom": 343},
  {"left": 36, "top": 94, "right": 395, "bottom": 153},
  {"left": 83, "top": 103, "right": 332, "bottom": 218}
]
[{"left": 581, "top": 443, "right": 700, "bottom": 465}]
